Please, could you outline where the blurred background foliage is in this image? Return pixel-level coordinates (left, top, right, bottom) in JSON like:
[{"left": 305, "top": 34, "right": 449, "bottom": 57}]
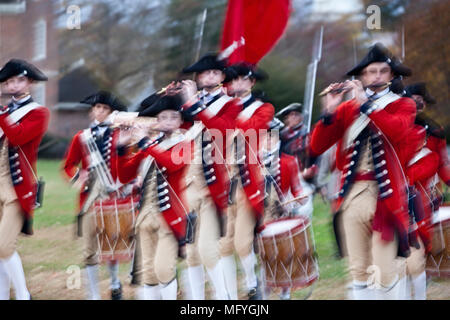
[{"left": 56, "top": 0, "right": 448, "bottom": 138}]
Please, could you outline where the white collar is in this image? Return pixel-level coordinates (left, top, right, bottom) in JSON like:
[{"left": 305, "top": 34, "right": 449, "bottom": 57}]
[
  {"left": 12, "top": 94, "right": 31, "bottom": 104},
  {"left": 366, "top": 87, "right": 390, "bottom": 99},
  {"left": 240, "top": 93, "right": 252, "bottom": 104},
  {"left": 201, "top": 88, "right": 222, "bottom": 105},
  {"left": 91, "top": 112, "right": 114, "bottom": 127},
  {"left": 202, "top": 87, "right": 222, "bottom": 98},
  {"left": 91, "top": 119, "right": 110, "bottom": 131}
]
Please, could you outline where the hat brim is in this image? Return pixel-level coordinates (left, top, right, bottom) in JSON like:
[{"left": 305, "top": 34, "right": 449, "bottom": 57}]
[
  {"left": 405, "top": 83, "right": 436, "bottom": 104},
  {"left": 140, "top": 95, "right": 182, "bottom": 118},
  {"left": 0, "top": 59, "right": 48, "bottom": 82},
  {"left": 346, "top": 43, "right": 411, "bottom": 77},
  {"left": 138, "top": 92, "right": 161, "bottom": 113},
  {"left": 182, "top": 54, "right": 226, "bottom": 74},
  {"left": 346, "top": 62, "right": 412, "bottom": 77},
  {"left": 226, "top": 64, "right": 268, "bottom": 82},
  {"left": 80, "top": 91, "right": 127, "bottom": 112},
  {"left": 276, "top": 104, "right": 303, "bottom": 118}
]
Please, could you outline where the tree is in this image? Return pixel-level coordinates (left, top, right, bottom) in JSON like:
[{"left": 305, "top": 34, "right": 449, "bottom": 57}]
[
  {"left": 259, "top": 8, "right": 366, "bottom": 123},
  {"left": 152, "top": 0, "right": 226, "bottom": 87},
  {"left": 402, "top": 0, "right": 450, "bottom": 139},
  {"left": 57, "top": 0, "right": 165, "bottom": 103}
]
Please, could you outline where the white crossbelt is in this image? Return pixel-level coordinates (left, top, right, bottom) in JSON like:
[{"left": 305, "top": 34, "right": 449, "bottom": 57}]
[
  {"left": 207, "top": 95, "right": 233, "bottom": 117},
  {"left": 408, "top": 147, "right": 432, "bottom": 166},
  {"left": 343, "top": 92, "right": 400, "bottom": 150},
  {"left": 236, "top": 100, "right": 264, "bottom": 121},
  {"left": 0, "top": 102, "right": 41, "bottom": 139}
]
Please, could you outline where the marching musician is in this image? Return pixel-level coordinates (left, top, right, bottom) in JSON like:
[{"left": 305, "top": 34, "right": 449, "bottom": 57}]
[
  {"left": 178, "top": 53, "right": 241, "bottom": 300},
  {"left": 277, "top": 103, "right": 315, "bottom": 218},
  {"left": 309, "top": 43, "right": 417, "bottom": 299},
  {"left": 0, "top": 59, "right": 50, "bottom": 300},
  {"left": 62, "top": 91, "right": 127, "bottom": 300},
  {"left": 276, "top": 103, "right": 309, "bottom": 170},
  {"left": 225, "top": 62, "right": 275, "bottom": 300},
  {"left": 406, "top": 83, "right": 450, "bottom": 188},
  {"left": 403, "top": 82, "right": 445, "bottom": 299},
  {"left": 260, "top": 117, "right": 305, "bottom": 300},
  {"left": 261, "top": 118, "right": 305, "bottom": 221},
  {"left": 116, "top": 94, "right": 190, "bottom": 300}
]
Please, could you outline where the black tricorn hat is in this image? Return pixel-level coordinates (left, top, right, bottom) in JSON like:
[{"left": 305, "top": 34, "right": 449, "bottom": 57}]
[
  {"left": 140, "top": 94, "right": 183, "bottom": 117},
  {"left": 80, "top": 90, "right": 127, "bottom": 112},
  {"left": 275, "top": 102, "right": 303, "bottom": 118},
  {"left": 182, "top": 53, "right": 227, "bottom": 74},
  {"left": 0, "top": 59, "right": 48, "bottom": 82},
  {"left": 405, "top": 82, "right": 436, "bottom": 104},
  {"left": 226, "top": 62, "right": 268, "bottom": 81},
  {"left": 268, "top": 117, "right": 285, "bottom": 131},
  {"left": 346, "top": 43, "right": 412, "bottom": 77},
  {"left": 223, "top": 66, "right": 238, "bottom": 83},
  {"left": 137, "top": 92, "right": 161, "bottom": 116}
]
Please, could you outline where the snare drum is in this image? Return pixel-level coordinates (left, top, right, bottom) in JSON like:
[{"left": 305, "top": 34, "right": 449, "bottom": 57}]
[
  {"left": 94, "top": 195, "right": 140, "bottom": 263},
  {"left": 258, "top": 217, "right": 319, "bottom": 289},
  {"left": 426, "top": 204, "right": 450, "bottom": 277}
]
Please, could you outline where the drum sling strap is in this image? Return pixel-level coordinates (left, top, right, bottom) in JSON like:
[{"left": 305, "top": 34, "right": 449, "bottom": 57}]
[{"left": 76, "top": 128, "right": 118, "bottom": 237}]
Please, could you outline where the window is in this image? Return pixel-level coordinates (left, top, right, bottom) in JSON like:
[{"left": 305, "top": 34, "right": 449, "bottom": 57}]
[
  {"left": 0, "top": 0, "right": 26, "bottom": 14},
  {"left": 33, "top": 19, "right": 47, "bottom": 61},
  {"left": 33, "top": 82, "right": 46, "bottom": 106}
]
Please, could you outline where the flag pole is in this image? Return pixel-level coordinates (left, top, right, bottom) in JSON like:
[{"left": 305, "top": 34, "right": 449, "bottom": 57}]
[
  {"left": 303, "top": 25, "right": 324, "bottom": 133},
  {"left": 194, "top": 8, "right": 208, "bottom": 62},
  {"left": 401, "top": 24, "right": 405, "bottom": 62},
  {"left": 192, "top": 8, "right": 208, "bottom": 80},
  {"left": 352, "top": 37, "right": 357, "bottom": 81}
]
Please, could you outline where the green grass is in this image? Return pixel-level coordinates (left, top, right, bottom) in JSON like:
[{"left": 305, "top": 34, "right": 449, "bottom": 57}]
[
  {"left": 34, "top": 159, "right": 348, "bottom": 276},
  {"left": 34, "top": 159, "right": 78, "bottom": 229},
  {"left": 32, "top": 159, "right": 350, "bottom": 298},
  {"left": 310, "top": 198, "right": 348, "bottom": 280},
  {"left": 26, "top": 160, "right": 450, "bottom": 299}
]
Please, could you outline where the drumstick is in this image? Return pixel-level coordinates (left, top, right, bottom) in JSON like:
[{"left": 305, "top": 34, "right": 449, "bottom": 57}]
[{"left": 279, "top": 191, "right": 314, "bottom": 206}]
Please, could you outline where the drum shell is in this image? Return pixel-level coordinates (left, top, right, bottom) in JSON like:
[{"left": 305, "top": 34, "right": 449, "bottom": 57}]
[
  {"left": 258, "top": 217, "right": 319, "bottom": 289},
  {"left": 426, "top": 205, "right": 450, "bottom": 278},
  {"left": 94, "top": 195, "right": 140, "bottom": 263}
]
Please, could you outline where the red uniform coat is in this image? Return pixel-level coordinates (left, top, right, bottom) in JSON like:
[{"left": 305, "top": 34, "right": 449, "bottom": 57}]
[
  {"left": 271, "top": 153, "right": 303, "bottom": 199},
  {"left": 280, "top": 123, "right": 310, "bottom": 171},
  {"left": 427, "top": 135, "right": 450, "bottom": 186},
  {"left": 310, "top": 96, "right": 416, "bottom": 256},
  {"left": 415, "top": 114, "right": 450, "bottom": 186},
  {"left": 182, "top": 94, "right": 242, "bottom": 215},
  {"left": 406, "top": 125, "right": 440, "bottom": 185},
  {"left": 235, "top": 98, "right": 275, "bottom": 222},
  {"left": 62, "top": 127, "right": 120, "bottom": 210},
  {"left": 0, "top": 104, "right": 50, "bottom": 235},
  {"left": 117, "top": 136, "right": 190, "bottom": 243},
  {"left": 406, "top": 125, "right": 443, "bottom": 253},
  {"left": 281, "top": 153, "right": 303, "bottom": 198}
]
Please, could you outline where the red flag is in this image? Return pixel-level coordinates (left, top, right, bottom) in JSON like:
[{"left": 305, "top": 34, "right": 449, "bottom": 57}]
[{"left": 220, "top": 0, "right": 291, "bottom": 65}]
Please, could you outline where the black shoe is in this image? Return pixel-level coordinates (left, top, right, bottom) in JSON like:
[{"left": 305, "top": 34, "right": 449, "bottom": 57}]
[
  {"left": 111, "top": 284, "right": 122, "bottom": 300},
  {"left": 248, "top": 286, "right": 262, "bottom": 300}
]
